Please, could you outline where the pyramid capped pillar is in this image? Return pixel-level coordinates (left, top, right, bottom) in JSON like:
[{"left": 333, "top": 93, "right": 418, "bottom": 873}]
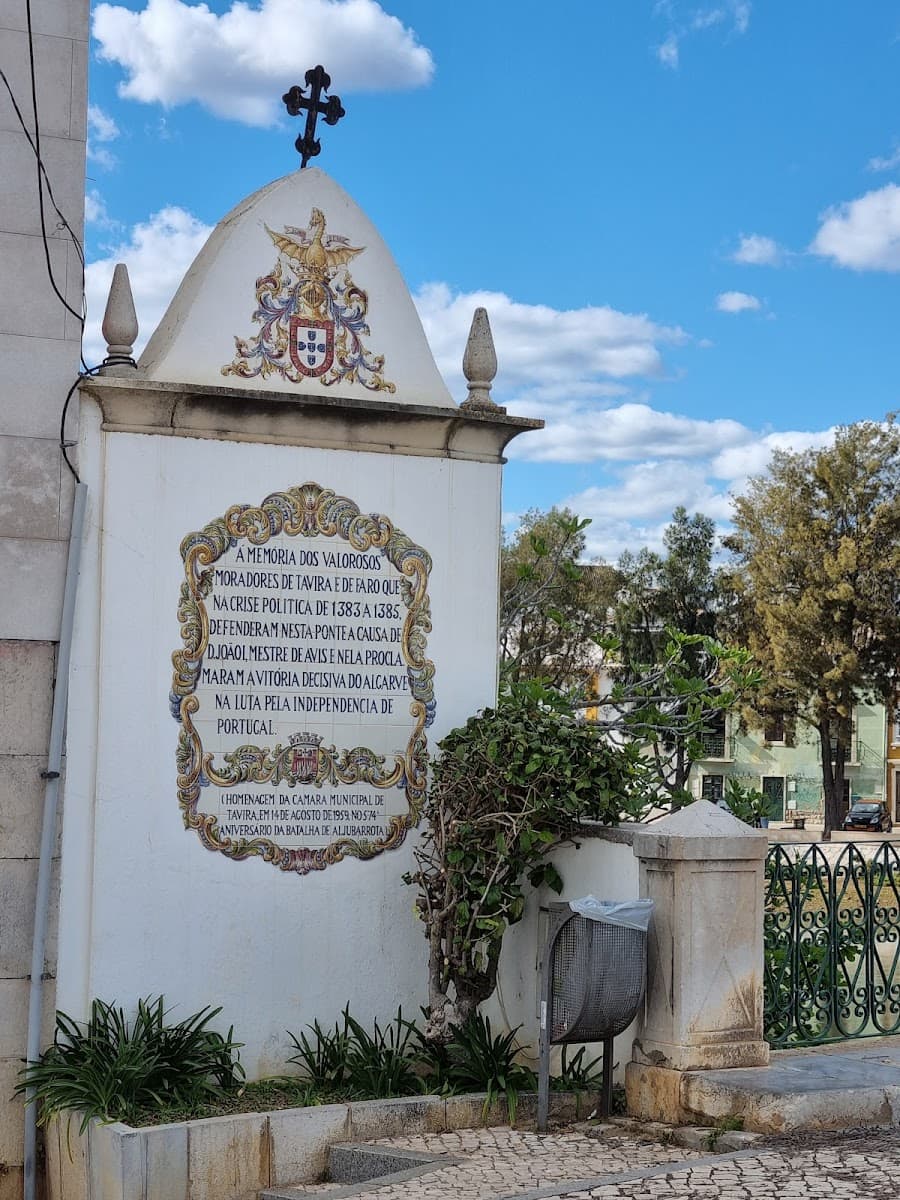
[{"left": 628, "top": 800, "right": 769, "bottom": 1083}]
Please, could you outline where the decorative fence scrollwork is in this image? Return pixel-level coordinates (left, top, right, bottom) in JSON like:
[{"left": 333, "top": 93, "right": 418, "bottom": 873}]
[{"left": 765, "top": 842, "right": 900, "bottom": 1046}]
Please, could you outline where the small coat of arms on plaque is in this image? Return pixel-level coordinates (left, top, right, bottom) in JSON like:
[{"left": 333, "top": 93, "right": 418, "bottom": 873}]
[{"left": 288, "top": 731, "right": 323, "bottom": 782}]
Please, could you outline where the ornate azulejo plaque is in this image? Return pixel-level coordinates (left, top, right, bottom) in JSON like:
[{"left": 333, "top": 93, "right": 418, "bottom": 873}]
[{"left": 170, "top": 483, "right": 434, "bottom": 875}]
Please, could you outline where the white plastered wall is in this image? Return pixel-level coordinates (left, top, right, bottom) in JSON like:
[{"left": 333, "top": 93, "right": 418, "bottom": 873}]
[
  {"left": 58, "top": 400, "right": 502, "bottom": 1077},
  {"left": 489, "top": 833, "right": 641, "bottom": 1084}
]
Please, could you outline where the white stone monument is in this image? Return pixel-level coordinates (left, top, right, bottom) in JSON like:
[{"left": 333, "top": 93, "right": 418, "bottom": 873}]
[{"left": 58, "top": 166, "right": 539, "bottom": 1075}]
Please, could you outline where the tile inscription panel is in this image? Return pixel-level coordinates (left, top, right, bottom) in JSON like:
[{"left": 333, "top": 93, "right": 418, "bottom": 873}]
[{"left": 171, "top": 482, "right": 434, "bottom": 875}]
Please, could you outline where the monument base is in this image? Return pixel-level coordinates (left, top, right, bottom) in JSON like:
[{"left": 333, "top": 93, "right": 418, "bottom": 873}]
[
  {"left": 626, "top": 1042, "right": 770, "bottom": 1126},
  {"left": 632, "top": 1035, "right": 770, "bottom": 1073},
  {"left": 625, "top": 1061, "right": 689, "bottom": 1125}
]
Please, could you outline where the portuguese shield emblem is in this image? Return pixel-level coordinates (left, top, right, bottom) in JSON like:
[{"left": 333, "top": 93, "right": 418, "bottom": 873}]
[{"left": 289, "top": 316, "right": 334, "bottom": 377}]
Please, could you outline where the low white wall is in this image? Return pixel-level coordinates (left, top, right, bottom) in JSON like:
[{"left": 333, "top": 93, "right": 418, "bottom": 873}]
[{"left": 487, "top": 826, "right": 641, "bottom": 1084}]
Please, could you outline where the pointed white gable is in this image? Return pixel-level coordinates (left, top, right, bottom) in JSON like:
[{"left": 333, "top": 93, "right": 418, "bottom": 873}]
[{"left": 139, "top": 168, "right": 453, "bottom": 408}]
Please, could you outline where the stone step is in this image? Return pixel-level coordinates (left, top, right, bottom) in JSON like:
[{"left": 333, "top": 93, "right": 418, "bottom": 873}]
[
  {"left": 259, "top": 1143, "right": 457, "bottom": 1200},
  {"left": 680, "top": 1044, "right": 900, "bottom": 1132}
]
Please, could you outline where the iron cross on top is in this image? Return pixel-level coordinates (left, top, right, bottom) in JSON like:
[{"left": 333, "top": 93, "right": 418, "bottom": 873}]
[{"left": 283, "top": 66, "right": 345, "bottom": 168}]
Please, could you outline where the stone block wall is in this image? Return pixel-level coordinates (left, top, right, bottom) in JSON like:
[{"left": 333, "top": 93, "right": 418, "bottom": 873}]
[{"left": 0, "top": 0, "right": 88, "bottom": 1190}]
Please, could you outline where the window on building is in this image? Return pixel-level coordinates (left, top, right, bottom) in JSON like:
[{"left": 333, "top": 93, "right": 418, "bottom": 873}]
[
  {"left": 762, "top": 776, "right": 785, "bottom": 821},
  {"left": 829, "top": 724, "right": 856, "bottom": 762},
  {"left": 765, "top": 713, "right": 785, "bottom": 743},
  {"left": 701, "top": 774, "right": 724, "bottom": 803},
  {"left": 700, "top": 712, "right": 727, "bottom": 759}
]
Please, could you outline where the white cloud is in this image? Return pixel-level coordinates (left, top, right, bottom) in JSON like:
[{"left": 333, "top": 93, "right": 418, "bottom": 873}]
[
  {"left": 87, "top": 104, "right": 120, "bottom": 141},
  {"left": 715, "top": 290, "right": 761, "bottom": 313},
  {"left": 83, "top": 206, "right": 213, "bottom": 365},
  {"left": 561, "top": 424, "right": 836, "bottom": 561},
  {"left": 653, "top": 0, "right": 749, "bottom": 69},
  {"left": 84, "top": 189, "right": 118, "bottom": 229},
  {"left": 509, "top": 401, "right": 752, "bottom": 465},
  {"left": 731, "top": 233, "right": 782, "bottom": 266},
  {"left": 87, "top": 145, "right": 118, "bottom": 170},
  {"left": 92, "top": 0, "right": 434, "bottom": 126},
  {"left": 868, "top": 144, "right": 900, "bottom": 172},
  {"left": 731, "top": 1, "right": 751, "bottom": 34},
  {"left": 80, "top": 205, "right": 841, "bottom": 565},
  {"left": 87, "top": 103, "right": 120, "bottom": 169},
  {"left": 656, "top": 34, "right": 680, "bottom": 68},
  {"left": 691, "top": 8, "right": 725, "bottom": 30},
  {"left": 565, "top": 460, "right": 733, "bottom": 524},
  {"left": 414, "top": 282, "right": 686, "bottom": 405},
  {"left": 583, "top": 515, "right": 673, "bottom": 563},
  {"left": 710, "top": 428, "right": 836, "bottom": 483},
  {"left": 84, "top": 192, "right": 103, "bottom": 224},
  {"left": 84, "top": 222, "right": 686, "bottom": 398},
  {"left": 811, "top": 184, "right": 900, "bottom": 271},
  {"left": 88, "top": 105, "right": 120, "bottom": 142}
]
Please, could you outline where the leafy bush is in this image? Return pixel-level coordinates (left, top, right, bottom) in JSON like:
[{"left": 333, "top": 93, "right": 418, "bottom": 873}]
[
  {"left": 287, "top": 1007, "right": 581, "bottom": 1122},
  {"left": 722, "top": 778, "right": 771, "bottom": 826},
  {"left": 286, "top": 1015, "right": 350, "bottom": 1090},
  {"left": 17, "top": 997, "right": 244, "bottom": 1132},
  {"left": 442, "top": 1013, "right": 536, "bottom": 1124},
  {"left": 342, "top": 1008, "right": 424, "bottom": 1098},
  {"left": 549, "top": 1045, "right": 606, "bottom": 1093},
  {"left": 288, "top": 1006, "right": 424, "bottom": 1100},
  {"left": 405, "top": 681, "right": 650, "bottom": 1040}
]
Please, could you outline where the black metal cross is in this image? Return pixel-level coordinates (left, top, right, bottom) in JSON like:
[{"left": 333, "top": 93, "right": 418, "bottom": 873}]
[{"left": 282, "top": 66, "right": 345, "bottom": 168}]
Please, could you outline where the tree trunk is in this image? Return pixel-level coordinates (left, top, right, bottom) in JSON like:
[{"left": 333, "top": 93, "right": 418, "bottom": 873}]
[
  {"left": 423, "top": 917, "right": 498, "bottom": 1043},
  {"left": 819, "top": 718, "right": 847, "bottom": 839}
]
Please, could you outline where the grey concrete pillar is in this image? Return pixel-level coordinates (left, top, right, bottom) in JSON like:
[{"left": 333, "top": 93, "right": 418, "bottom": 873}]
[{"left": 625, "top": 800, "right": 769, "bottom": 1121}]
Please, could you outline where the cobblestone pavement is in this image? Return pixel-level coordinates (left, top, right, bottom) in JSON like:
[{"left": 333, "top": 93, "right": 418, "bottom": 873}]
[
  {"left": 282, "top": 1125, "right": 900, "bottom": 1200},
  {"left": 554, "top": 1129, "right": 900, "bottom": 1200},
  {"left": 284, "top": 1126, "right": 704, "bottom": 1197}
]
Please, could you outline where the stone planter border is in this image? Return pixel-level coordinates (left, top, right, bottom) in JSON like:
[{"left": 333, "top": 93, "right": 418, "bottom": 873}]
[{"left": 45, "top": 1091, "right": 590, "bottom": 1200}]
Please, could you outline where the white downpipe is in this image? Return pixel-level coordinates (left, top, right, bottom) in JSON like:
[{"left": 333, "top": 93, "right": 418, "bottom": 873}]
[{"left": 23, "top": 481, "right": 88, "bottom": 1200}]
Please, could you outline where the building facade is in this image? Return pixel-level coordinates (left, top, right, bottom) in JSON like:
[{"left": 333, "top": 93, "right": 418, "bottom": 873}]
[
  {"left": 692, "top": 702, "right": 887, "bottom": 823},
  {"left": 0, "top": 0, "right": 88, "bottom": 1190}
]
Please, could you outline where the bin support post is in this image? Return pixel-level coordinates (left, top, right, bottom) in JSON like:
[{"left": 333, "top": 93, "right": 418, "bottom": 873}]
[
  {"left": 537, "top": 1000, "right": 550, "bottom": 1132},
  {"left": 537, "top": 917, "right": 555, "bottom": 1134},
  {"left": 600, "top": 1035, "right": 614, "bottom": 1118}
]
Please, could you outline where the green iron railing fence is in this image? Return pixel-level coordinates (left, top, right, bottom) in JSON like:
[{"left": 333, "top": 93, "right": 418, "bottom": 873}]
[{"left": 765, "top": 841, "right": 900, "bottom": 1047}]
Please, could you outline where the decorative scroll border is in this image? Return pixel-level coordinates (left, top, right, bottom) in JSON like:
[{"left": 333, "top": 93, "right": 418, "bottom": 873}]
[{"left": 170, "top": 482, "right": 434, "bottom": 875}]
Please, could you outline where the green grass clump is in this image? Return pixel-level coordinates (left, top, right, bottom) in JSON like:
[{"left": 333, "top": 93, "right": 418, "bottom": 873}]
[{"left": 17, "top": 997, "right": 244, "bottom": 1132}]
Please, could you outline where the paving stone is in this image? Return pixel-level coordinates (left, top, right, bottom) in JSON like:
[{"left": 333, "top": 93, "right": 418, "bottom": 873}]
[{"left": 269, "top": 1122, "right": 900, "bottom": 1200}]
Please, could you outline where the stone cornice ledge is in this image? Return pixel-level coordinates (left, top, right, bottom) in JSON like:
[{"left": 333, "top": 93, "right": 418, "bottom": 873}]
[{"left": 79, "top": 376, "right": 544, "bottom": 464}]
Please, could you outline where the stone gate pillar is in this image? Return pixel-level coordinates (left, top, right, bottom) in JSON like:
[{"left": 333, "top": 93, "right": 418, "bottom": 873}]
[{"left": 625, "top": 799, "right": 769, "bottom": 1122}]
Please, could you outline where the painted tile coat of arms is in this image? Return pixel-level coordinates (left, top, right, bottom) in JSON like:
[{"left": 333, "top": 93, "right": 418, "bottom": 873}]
[{"left": 222, "top": 208, "right": 395, "bottom": 393}]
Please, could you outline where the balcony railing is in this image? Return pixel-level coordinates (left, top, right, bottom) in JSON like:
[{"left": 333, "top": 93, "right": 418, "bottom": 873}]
[{"left": 699, "top": 733, "right": 729, "bottom": 759}]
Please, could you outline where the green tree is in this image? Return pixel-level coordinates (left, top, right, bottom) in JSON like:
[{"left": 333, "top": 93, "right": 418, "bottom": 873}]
[
  {"left": 499, "top": 508, "right": 619, "bottom": 687},
  {"left": 725, "top": 419, "right": 900, "bottom": 836},
  {"left": 499, "top": 506, "right": 757, "bottom": 806},
  {"left": 612, "top": 508, "right": 725, "bottom": 802}
]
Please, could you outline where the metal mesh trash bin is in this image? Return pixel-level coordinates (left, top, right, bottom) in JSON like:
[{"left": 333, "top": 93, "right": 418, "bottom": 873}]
[{"left": 537, "top": 897, "right": 652, "bottom": 1130}]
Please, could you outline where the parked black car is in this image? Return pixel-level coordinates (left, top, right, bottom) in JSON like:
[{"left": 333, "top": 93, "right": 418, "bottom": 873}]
[{"left": 842, "top": 802, "right": 893, "bottom": 833}]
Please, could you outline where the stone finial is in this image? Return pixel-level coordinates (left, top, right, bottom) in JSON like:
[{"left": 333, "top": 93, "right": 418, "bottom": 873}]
[
  {"left": 460, "top": 307, "right": 500, "bottom": 411},
  {"left": 99, "top": 263, "right": 139, "bottom": 375}
]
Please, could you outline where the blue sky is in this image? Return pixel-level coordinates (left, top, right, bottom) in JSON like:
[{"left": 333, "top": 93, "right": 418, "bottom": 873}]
[{"left": 83, "top": 0, "right": 900, "bottom": 560}]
